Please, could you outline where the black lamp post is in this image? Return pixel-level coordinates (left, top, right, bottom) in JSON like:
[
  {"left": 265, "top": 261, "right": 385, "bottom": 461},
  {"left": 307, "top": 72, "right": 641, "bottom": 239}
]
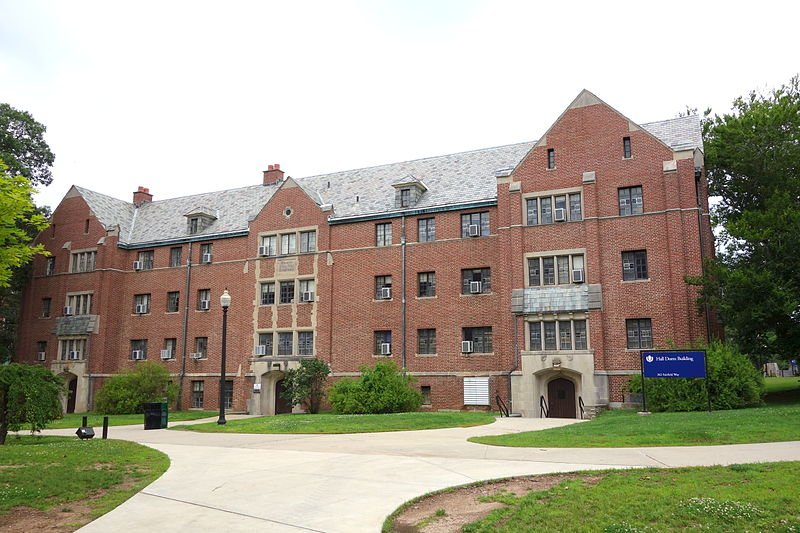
[{"left": 218, "top": 289, "right": 231, "bottom": 425}]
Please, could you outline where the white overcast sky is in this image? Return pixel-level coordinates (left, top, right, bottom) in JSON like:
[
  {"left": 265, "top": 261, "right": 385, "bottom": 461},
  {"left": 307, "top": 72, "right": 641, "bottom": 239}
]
[{"left": 1, "top": 0, "right": 797, "bottom": 209}]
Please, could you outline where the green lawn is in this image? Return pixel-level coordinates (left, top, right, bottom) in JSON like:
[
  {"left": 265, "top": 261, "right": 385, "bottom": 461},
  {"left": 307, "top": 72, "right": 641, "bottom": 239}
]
[
  {"left": 764, "top": 376, "right": 800, "bottom": 404},
  {"left": 46, "top": 410, "right": 218, "bottom": 429},
  {"left": 393, "top": 462, "right": 800, "bottom": 532},
  {"left": 175, "top": 411, "right": 497, "bottom": 434},
  {"left": 0, "top": 436, "right": 168, "bottom": 526}
]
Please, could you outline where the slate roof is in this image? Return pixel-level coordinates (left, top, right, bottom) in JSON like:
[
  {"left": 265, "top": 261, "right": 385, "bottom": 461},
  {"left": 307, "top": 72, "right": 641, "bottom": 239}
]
[{"left": 69, "top": 114, "right": 703, "bottom": 246}]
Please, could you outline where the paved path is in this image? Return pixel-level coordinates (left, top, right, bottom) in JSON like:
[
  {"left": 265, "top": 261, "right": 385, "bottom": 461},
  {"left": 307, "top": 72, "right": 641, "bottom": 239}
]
[{"left": 42, "top": 417, "right": 800, "bottom": 532}]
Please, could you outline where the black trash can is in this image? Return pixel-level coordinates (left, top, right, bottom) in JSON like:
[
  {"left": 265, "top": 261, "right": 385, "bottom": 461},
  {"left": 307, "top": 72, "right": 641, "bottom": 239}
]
[{"left": 143, "top": 402, "right": 168, "bottom": 430}]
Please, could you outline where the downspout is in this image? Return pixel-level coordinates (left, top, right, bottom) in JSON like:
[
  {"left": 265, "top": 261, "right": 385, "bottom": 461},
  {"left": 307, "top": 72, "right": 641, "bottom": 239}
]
[
  {"left": 508, "top": 312, "right": 520, "bottom": 413},
  {"left": 176, "top": 242, "right": 193, "bottom": 410},
  {"left": 401, "top": 215, "right": 407, "bottom": 371},
  {"left": 695, "top": 169, "right": 713, "bottom": 343}
]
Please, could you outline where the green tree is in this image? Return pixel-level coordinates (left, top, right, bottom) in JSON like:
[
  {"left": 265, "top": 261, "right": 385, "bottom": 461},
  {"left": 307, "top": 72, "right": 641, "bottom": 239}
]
[
  {"left": 697, "top": 76, "right": 800, "bottom": 364},
  {"left": 0, "top": 103, "right": 55, "bottom": 187},
  {"left": 280, "top": 358, "right": 330, "bottom": 414},
  {"left": 0, "top": 363, "right": 64, "bottom": 444},
  {"left": 328, "top": 361, "right": 423, "bottom": 414},
  {"left": 94, "top": 362, "right": 178, "bottom": 414}
]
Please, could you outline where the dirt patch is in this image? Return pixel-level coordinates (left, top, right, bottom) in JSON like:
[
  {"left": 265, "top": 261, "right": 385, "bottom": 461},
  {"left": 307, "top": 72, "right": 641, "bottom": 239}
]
[
  {"left": 0, "top": 501, "right": 92, "bottom": 533},
  {"left": 390, "top": 473, "right": 604, "bottom": 533}
]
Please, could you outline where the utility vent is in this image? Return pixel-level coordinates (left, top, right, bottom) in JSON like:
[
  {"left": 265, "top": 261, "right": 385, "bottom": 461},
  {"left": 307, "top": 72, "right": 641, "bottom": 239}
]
[
  {"left": 160, "top": 350, "right": 173, "bottom": 360},
  {"left": 380, "top": 343, "right": 392, "bottom": 355},
  {"left": 301, "top": 291, "right": 314, "bottom": 303},
  {"left": 461, "top": 341, "right": 474, "bottom": 354},
  {"left": 380, "top": 287, "right": 392, "bottom": 300},
  {"left": 255, "top": 345, "right": 267, "bottom": 356},
  {"left": 554, "top": 208, "right": 566, "bottom": 222},
  {"left": 468, "top": 224, "right": 480, "bottom": 237},
  {"left": 469, "top": 281, "right": 482, "bottom": 294}
]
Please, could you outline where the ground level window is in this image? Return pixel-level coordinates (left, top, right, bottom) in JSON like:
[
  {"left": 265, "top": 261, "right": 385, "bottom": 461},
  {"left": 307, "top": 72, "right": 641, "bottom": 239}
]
[
  {"left": 224, "top": 380, "right": 233, "bottom": 409},
  {"left": 191, "top": 380, "right": 204, "bottom": 408},
  {"left": 421, "top": 386, "right": 431, "bottom": 405}
]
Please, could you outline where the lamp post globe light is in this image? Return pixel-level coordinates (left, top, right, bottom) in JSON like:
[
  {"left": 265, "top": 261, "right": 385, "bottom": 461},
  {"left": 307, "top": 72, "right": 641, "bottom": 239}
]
[{"left": 218, "top": 289, "right": 231, "bottom": 425}]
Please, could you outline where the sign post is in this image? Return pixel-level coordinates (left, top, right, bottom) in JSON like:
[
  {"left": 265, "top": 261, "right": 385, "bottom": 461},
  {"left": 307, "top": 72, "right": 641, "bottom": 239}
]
[{"left": 640, "top": 350, "right": 710, "bottom": 413}]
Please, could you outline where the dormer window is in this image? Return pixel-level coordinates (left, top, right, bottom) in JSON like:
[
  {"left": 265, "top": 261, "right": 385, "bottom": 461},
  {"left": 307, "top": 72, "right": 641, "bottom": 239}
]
[
  {"left": 189, "top": 217, "right": 200, "bottom": 234},
  {"left": 184, "top": 208, "right": 217, "bottom": 235},
  {"left": 400, "top": 188, "right": 411, "bottom": 208},
  {"left": 392, "top": 175, "right": 428, "bottom": 209}
]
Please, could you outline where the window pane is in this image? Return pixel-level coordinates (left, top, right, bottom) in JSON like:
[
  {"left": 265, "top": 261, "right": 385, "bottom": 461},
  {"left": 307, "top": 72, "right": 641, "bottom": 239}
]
[
  {"left": 631, "top": 187, "right": 643, "bottom": 214},
  {"left": 529, "top": 322, "right": 542, "bottom": 351},
  {"left": 569, "top": 193, "right": 582, "bottom": 221},
  {"left": 559, "top": 320, "right": 572, "bottom": 350},
  {"left": 626, "top": 319, "right": 639, "bottom": 349},
  {"left": 574, "top": 320, "right": 587, "bottom": 350},
  {"left": 542, "top": 257, "right": 555, "bottom": 285},
  {"left": 557, "top": 256, "right": 570, "bottom": 284},
  {"left": 622, "top": 251, "right": 635, "bottom": 281},
  {"left": 541, "top": 197, "right": 552, "bottom": 224},
  {"left": 279, "top": 281, "right": 294, "bottom": 304},
  {"left": 528, "top": 258, "right": 541, "bottom": 286},
  {"left": 526, "top": 199, "right": 538, "bottom": 225},
  {"left": 298, "top": 332, "right": 314, "bottom": 355},
  {"left": 278, "top": 332, "right": 293, "bottom": 355},
  {"left": 635, "top": 250, "right": 648, "bottom": 279},
  {"left": 300, "top": 231, "right": 316, "bottom": 253},
  {"left": 639, "top": 319, "right": 652, "bottom": 348},
  {"left": 543, "top": 322, "right": 557, "bottom": 350},
  {"left": 619, "top": 188, "right": 631, "bottom": 216}
]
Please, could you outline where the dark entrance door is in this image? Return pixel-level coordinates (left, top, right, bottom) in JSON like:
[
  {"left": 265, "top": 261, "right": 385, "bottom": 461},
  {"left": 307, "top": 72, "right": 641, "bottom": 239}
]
[
  {"left": 547, "top": 378, "right": 576, "bottom": 418},
  {"left": 275, "top": 379, "right": 292, "bottom": 414},
  {"left": 66, "top": 378, "right": 77, "bottom": 413}
]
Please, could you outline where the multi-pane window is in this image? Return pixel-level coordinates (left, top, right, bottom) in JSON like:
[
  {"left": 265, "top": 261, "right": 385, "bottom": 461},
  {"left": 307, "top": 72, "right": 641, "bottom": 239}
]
[
  {"left": 260, "top": 282, "right": 275, "bottom": 305},
  {"left": 463, "top": 327, "right": 493, "bottom": 353},
  {"left": 71, "top": 250, "right": 96, "bottom": 273},
  {"left": 375, "top": 275, "right": 392, "bottom": 299},
  {"left": 279, "top": 281, "right": 295, "bottom": 304},
  {"left": 134, "top": 293, "right": 151, "bottom": 314},
  {"left": 46, "top": 257, "right": 55, "bottom": 276},
  {"left": 619, "top": 186, "right": 643, "bottom": 216},
  {"left": 197, "top": 289, "right": 211, "bottom": 310},
  {"left": 299, "top": 279, "right": 315, "bottom": 301},
  {"left": 418, "top": 272, "right": 436, "bottom": 297},
  {"left": 130, "top": 339, "right": 148, "bottom": 360},
  {"left": 194, "top": 337, "right": 208, "bottom": 357},
  {"left": 60, "top": 338, "right": 87, "bottom": 360},
  {"left": 163, "top": 338, "right": 177, "bottom": 359},
  {"left": 189, "top": 217, "right": 200, "bottom": 235},
  {"left": 417, "top": 329, "right": 436, "bottom": 354},
  {"left": 528, "top": 254, "right": 584, "bottom": 286},
  {"left": 167, "top": 291, "right": 180, "bottom": 312},
  {"left": 299, "top": 231, "right": 316, "bottom": 253},
  {"left": 298, "top": 332, "right": 314, "bottom": 355},
  {"left": 376, "top": 223, "right": 392, "bottom": 247},
  {"left": 400, "top": 188, "right": 411, "bottom": 207},
  {"left": 200, "top": 243, "right": 213, "bottom": 263},
  {"left": 224, "top": 380, "right": 233, "bottom": 409},
  {"left": 278, "top": 332, "right": 293, "bottom": 355},
  {"left": 66, "top": 293, "right": 92, "bottom": 315},
  {"left": 41, "top": 297, "right": 51, "bottom": 318},
  {"left": 258, "top": 332, "right": 273, "bottom": 356},
  {"left": 137, "top": 250, "right": 154, "bottom": 270},
  {"left": 528, "top": 319, "right": 588, "bottom": 351},
  {"left": 622, "top": 250, "right": 648, "bottom": 281},
  {"left": 170, "top": 247, "right": 182, "bottom": 267},
  {"left": 461, "top": 212, "right": 490, "bottom": 237},
  {"left": 280, "top": 233, "right": 296, "bottom": 255},
  {"left": 421, "top": 386, "right": 431, "bottom": 405},
  {"left": 626, "top": 318, "right": 653, "bottom": 349},
  {"left": 461, "top": 268, "right": 491, "bottom": 294},
  {"left": 623, "top": 136, "right": 632, "bottom": 159},
  {"left": 374, "top": 330, "right": 392, "bottom": 355},
  {"left": 191, "top": 380, "right": 204, "bottom": 408},
  {"left": 547, "top": 148, "right": 556, "bottom": 169},
  {"left": 526, "top": 193, "right": 582, "bottom": 225},
  {"left": 260, "top": 235, "right": 277, "bottom": 256},
  {"left": 418, "top": 218, "right": 436, "bottom": 242},
  {"left": 36, "top": 341, "right": 47, "bottom": 360}
]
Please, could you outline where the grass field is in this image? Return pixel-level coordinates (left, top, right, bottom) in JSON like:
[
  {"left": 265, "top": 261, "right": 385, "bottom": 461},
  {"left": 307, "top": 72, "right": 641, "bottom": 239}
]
[
  {"left": 0, "top": 436, "right": 168, "bottom": 528},
  {"left": 174, "top": 411, "right": 497, "bottom": 434},
  {"left": 46, "top": 410, "right": 218, "bottom": 429}
]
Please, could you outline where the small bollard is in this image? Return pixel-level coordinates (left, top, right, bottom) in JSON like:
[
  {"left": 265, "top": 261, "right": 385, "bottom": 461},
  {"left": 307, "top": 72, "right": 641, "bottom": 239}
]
[
  {"left": 82, "top": 415, "right": 88, "bottom": 427},
  {"left": 102, "top": 416, "right": 109, "bottom": 439}
]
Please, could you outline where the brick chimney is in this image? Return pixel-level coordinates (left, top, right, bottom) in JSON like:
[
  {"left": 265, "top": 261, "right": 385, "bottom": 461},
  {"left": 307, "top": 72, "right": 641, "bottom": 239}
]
[
  {"left": 133, "top": 186, "right": 153, "bottom": 207},
  {"left": 262, "top": 163, "right": 285, "bottom": 185}
]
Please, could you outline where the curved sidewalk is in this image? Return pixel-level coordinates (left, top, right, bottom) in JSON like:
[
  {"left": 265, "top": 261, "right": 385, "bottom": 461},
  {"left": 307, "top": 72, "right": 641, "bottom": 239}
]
[{"left": 43, "top": 417, "right": 799, "bottom": 533}]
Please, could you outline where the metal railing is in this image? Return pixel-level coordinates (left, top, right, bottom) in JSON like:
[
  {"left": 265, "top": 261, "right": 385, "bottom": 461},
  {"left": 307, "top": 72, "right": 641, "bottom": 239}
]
[
  {"left": 496, "top": 394, "right": 510, "bottom": 417},
  {"left": 539, "top": 395, "right": 549, "bottom": 418},
  {"left": 579, "top": 396, "right": 586, "bottom": 420}
]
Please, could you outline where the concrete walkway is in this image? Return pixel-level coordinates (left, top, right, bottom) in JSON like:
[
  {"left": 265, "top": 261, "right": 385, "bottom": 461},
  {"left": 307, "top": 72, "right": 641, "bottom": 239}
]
[{"left": 42, "top": 416, "right": 800, "bottom": 532}]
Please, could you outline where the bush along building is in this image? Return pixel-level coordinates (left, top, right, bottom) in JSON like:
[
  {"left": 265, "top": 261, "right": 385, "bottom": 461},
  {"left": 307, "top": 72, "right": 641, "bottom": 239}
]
[{"left": 16, "top": 90, "right": 714, "bottom": 417}]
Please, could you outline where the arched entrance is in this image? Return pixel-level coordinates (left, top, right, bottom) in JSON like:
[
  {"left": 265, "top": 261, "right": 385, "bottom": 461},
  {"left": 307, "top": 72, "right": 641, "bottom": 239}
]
[
  {"left": 547, "top": 377, "right": 576, "bottom": 418},
  {"left": 61, "top": 373, "right": 77, "bottom": 414},
  {"left": 275, "top": 378, "right": 292, "bottom": 414}
]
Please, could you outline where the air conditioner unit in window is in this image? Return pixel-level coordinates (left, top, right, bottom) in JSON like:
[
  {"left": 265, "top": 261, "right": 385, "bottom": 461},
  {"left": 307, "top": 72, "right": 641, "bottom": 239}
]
[
  {"left": 202, "top": 253, "right": 212, "bottom": 264},
  {"left": 469, "top": 281, "right": 482, "bottom": 294},
  {"left": 68, "top": 351, "right": 80, "bottom": 360},
  {"left": 199, "top": 300, "right": 210, "bottom": 310},
  {"left": 37, "top": 352, "right": 46, "bottom": 361},
  {"left": 380, "top": 343, "right": 392, "bottom": 355},
  {"left": 133, "top": 260, "right": 142, "bottom": 271},
  {"left": 258, "top": 245, "right": 268, "bottom": 256},
  {"left": 554, "top": 208, "right": 566, "bottom": 222},
  {"left": 468, "top": 224, "right": 480, "bottom": 237},
  {"left": 190, "top": 352, "right": 203, "bottom": 360},
  {"left": 301, "top": 291, "right": 314, "bottom": 303},
  {"left": 255, "top": 345, "right": 267, "bottom": 356},
  {"left": 132, "top": 350, "right": 145, "bottom": 360},
  {"left": 160, "top": 349, "right": 172, "bottom": 360},
  {"left": 380, "top": 287, "right": 392, "bottom": 300},
  {"left": 63, "top": 306, "right": 73, "bottom": 316},
  {"left": 135, "top": 304, "right": 147, "bottom": 314},
  {"left": 461, "top": 340, "right": 474, "bottom": 353},
  {"left": 572, "top": 268, "right": 585, "bottom": 283}
]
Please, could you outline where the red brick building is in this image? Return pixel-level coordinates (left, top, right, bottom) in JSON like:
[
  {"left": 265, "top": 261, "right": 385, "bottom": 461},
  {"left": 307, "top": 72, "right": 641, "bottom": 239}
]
[{"left": 16, "top": 91, "right": 714, "bottom": 417}]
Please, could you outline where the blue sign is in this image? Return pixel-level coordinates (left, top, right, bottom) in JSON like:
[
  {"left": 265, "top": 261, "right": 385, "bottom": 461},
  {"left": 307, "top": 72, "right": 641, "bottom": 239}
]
[{"left": 641, "top": 351, "right": 706, "bottom": 378}]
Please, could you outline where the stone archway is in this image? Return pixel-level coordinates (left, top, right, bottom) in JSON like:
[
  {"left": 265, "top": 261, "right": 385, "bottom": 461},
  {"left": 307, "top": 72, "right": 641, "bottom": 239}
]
[
  {"left": 274, "top": 378, "right": 292, "bottom": 414},
  {"left": 258, "top": 370, "right": 286, "bottom": 416},
  {"left": 60, "top": 372, "right": 78, "bottom": 413}
]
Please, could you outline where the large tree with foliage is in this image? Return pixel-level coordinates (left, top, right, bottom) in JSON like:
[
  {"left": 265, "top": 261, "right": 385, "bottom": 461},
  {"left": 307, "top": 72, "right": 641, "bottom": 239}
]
[
  {"left": 0, "top": 103, "right": 55, "bottom": 187},
  {"left": 698, "top": 76, "right": 800, "bottom": 364},
  {"left": 0, "top": 363, "right": 64, "bottom": 444}
]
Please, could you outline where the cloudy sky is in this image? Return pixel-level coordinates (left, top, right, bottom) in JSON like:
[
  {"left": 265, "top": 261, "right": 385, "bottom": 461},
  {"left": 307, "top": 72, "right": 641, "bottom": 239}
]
[{"left": 1, "top": 0, "right": 797, "bottom": 209}]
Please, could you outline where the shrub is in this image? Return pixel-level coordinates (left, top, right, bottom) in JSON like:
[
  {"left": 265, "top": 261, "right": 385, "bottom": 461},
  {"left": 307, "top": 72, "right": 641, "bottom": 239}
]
[
  {"left": 94, "top": 361, "right": 178, "bottom": 414},
  {"left": 280, "top": 358, "right": 330, "bottom": 413},
  {"left": 328, "top": 361, "right": 423, "bottom": 414},
  {"left": 628, "top": 341, "right": 764, "bottom": 411},
  {"left": 0, "top": 363, "right": 64, "bottom": 444}
]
